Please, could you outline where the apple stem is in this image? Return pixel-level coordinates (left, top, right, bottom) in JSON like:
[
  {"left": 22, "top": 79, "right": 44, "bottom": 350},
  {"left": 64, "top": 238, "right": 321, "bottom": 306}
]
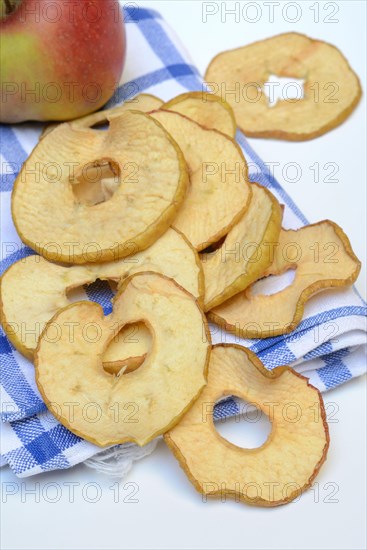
[
  {"left": 2, "top": 0, "right": 19, "bottom": 15},
  {"left": 3, "top": 0, "right": 12, "bottom": 13}
]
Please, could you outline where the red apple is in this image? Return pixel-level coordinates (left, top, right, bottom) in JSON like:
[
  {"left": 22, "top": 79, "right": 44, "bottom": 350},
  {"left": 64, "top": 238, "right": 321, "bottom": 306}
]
[{"left": 0, "top": 0, "right": 126, "bottom": 122}]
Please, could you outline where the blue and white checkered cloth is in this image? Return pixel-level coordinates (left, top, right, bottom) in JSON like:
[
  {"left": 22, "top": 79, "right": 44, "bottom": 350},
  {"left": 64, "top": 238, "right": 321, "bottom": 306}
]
[{"left": 1, "top": 7, "right": 366, "bottom": 477}]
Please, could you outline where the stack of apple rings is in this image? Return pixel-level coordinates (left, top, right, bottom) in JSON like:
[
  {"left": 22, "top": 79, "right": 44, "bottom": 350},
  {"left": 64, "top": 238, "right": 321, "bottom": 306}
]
[{"left": 1, "top": 32, "right": 362, "bottom": 506}]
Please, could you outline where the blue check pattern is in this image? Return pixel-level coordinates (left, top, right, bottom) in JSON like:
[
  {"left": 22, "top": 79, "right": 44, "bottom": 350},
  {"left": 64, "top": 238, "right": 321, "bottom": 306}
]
[{"left": 1, "top": 7, "right": 366, "bottom": 477}]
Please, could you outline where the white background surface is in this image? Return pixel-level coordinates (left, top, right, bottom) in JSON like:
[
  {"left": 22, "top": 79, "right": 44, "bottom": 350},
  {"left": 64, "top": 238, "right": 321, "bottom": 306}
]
[{"left": 1, "top": 1, "right": 366, "bottom": 549}]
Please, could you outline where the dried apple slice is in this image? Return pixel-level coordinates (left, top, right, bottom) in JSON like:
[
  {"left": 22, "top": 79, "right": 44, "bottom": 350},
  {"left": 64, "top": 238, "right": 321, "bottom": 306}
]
[
  {"left": 165, "top": 344, "right": 329, "bottom": 506},
  {"left": 163, "top": 92, "right": 236, "bottom": 137},
  {"left": 35, "top": 272, "right": 211, "bottom": 447},
  {"left": 209, "top": 221, "right": 361, "bottom": 338},
  {"left": 205, "top": 33, "right": 361, "bottom": 140},
  {"left": 0, "top": 228, "right": 203, "bottom": 360},
  {"left": 151, "top": 110, "right": 251, "bottom": 250},
  {"left": 41, "top": 93, "right": 164, "bottom": 138},
  {"left": 201, "top": 183, "right": 282, "bottom": 311},
  {"left": 12, "top": 110, "right": 188, "bottom": 264}
]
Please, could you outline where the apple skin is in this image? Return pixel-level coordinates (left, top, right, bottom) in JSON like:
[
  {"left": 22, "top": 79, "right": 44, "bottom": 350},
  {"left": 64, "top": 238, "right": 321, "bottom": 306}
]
[{"left": 0, "top": 0, "right": 126, "bottom": 122}]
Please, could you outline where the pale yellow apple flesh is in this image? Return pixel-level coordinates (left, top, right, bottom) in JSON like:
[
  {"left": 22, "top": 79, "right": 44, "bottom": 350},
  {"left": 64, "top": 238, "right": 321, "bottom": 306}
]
[
  {"left": 165, "top": 344, "right": 329, "bottom": 506},
  {"left": 41, "top": 93, "right": 164, "bottom": 139},
  {"left": 151, "top": 110, "right": 251, "bottom": 250},
  {"left": 0, "top": 228, "right": 203, "bottom": 360},
  {"left": 35, "top": 272, "right": 211, "bottom": 447},
  {"left": 163, "top": 92, "right": 236, "bottom": 137},
  {"left": 209, "top": 221, "right": 361, "bottom": 337},
  {"left": 205, "top": 32, "right": 362, "bottom": 140},
  {"left": 201, "top": 183, "right": 282, "bottom": 311},
  {"left": 12, "top": 110, "right": 188, "bottom": 263}
]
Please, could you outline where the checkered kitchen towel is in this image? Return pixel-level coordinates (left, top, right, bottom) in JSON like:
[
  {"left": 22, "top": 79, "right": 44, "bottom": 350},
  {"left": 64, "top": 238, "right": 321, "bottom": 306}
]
[{"left": 1, "top": 7, "right": 366, "bottom": 477}]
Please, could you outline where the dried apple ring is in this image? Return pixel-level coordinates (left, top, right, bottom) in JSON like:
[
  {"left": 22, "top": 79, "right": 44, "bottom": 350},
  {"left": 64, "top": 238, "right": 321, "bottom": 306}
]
[
  {"left": 165, "top": 344, "right": 329, "bottom": 506},
  {"left": 35, "top": 272, "right": 211, "bottom": 447},
  {"left": 151, "top": 110, "right": 251, "bottom": 250},
  {"left": 209, "top": 221, "right": 361, "bottom": 338},
  {"left": 41, "top": 93, "right": 164, "bottom": 139},
  {"left": 201, "top": 183, "right": 282, "bottom": 311},
  {"left": 205, "top": 33, "right": 361, "bottom": 140},
  {"left": 12, "top": 110, "right": 188, "bottom": 264},
  {"left": 163, "top": 92, "right": 236, "bottom": 137},
  {"left": 0, "top": 228, "right": 203, "bottom": 360}
]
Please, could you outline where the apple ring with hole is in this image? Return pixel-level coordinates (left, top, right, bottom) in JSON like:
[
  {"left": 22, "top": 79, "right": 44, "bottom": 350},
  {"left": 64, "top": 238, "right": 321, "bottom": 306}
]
[
  {"left": 41, "top": 93, "right": 164, "bottom": 139},
  {"left": 150, "top": 110, "right": 251, "bottom": 250},
  {"left": 165, "top": 344, "right": 329, "bottom": 506},
  {"left": 35, "top": 272, "right": 211, "bottom": 447},
  {"left": 209, "top": 221, "right": 361, "bottom": 338},
  {"left": 205, "top": 33, "right": 361, "bottom": 140},
  {"left": 163, "top": 92, "right": 236, "bottom": 137},
  {"left": 12, "top": 110, "right": 188, "bottom": 264},
  {"left": 201, "top": 183, "right": 282, "bottom": 311},
  {"left": 0, "top": 228, "right": 203, "bottom": 361}
]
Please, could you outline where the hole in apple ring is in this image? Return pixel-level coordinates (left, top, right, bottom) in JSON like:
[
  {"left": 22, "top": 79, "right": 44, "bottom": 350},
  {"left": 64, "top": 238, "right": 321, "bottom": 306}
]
[
  {"left": 102, "top": 321, "right": 152, "bottom": 377},
  {"left": 250, "top": 268, "right": 296, "bottom": 297},
  {"left": 90, "top": 119, "right": 109, "bottom": 131},
  {"left": 214, "top": 397, "right": 272, "bottom": 449},
  {"left": 263, "top": 75, "right": 305, "bottom": 108},
  {"left": 71, "top": 158, "right": 121, "bottom": 206}
]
